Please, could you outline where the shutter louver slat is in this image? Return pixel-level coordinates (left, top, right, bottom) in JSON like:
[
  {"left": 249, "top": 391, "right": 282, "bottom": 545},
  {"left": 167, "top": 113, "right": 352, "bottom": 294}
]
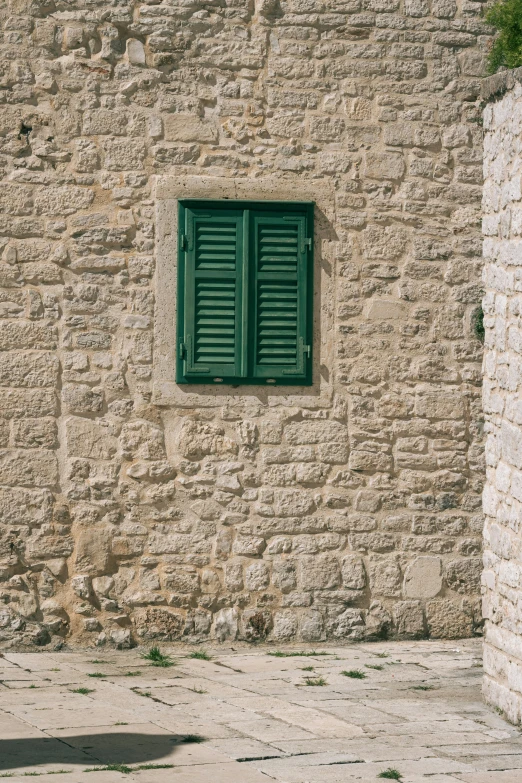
[
  {"left": 252, "top": 213, "right": 310, "bottom": 382},
  {"left": 257, "top": 281, "right": 298, "bottom": 364},
  {"left": 182, "top": 209, "right": 244, "bottom": 379}
]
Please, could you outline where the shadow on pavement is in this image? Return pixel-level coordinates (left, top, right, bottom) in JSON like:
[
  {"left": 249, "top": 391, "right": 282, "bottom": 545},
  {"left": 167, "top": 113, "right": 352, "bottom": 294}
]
[{"left": 0, "top": 732, "right": 202, "bottom": 770}]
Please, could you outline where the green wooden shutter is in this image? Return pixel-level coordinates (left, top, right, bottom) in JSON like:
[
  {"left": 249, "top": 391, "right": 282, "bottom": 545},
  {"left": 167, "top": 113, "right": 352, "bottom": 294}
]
[
  {"left": 250, "top": 210, "right": 312, "bottom": 384},
  {"left": 177, "top": 201, "right": 313, "bottom": 386},
  {"left": 178, "top": 205, "right": 245, "bottom": 382}
]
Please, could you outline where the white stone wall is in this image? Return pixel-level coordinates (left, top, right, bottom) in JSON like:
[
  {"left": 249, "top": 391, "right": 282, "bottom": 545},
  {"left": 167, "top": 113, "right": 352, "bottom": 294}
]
[
  {"left": 483, "top": 73, "right": 522, "bottom": 725},
  {"left": 0, "top": 0, "right": 488, "bottom": 649}
]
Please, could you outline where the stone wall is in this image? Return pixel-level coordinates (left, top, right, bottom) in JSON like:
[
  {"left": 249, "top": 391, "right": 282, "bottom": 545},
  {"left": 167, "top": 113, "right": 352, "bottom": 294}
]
[
  {"left": 0, "top": 0, "right": 488, "bottom": 649},
  {"left": 482, "top": 68, "right": 522, "bottom": 725}
]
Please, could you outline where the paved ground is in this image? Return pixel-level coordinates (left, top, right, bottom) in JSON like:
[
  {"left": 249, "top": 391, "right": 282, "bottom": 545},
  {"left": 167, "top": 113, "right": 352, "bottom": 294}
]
[{"left": 0, "top": 639, "right": 521, "bottom": 782}]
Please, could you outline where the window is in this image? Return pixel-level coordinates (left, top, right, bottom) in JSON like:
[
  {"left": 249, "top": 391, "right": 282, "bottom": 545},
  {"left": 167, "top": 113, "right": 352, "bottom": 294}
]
[{"left": 176, "top": 200, "right": 314, "bottom": 385}]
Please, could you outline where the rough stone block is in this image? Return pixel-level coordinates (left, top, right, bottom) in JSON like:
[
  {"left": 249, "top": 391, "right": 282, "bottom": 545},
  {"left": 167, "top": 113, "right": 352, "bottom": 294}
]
[
  {"left": 369, "top": 557, "right": 402, "bottom": 597},
  {"left": 82, "top": 110, "right": 128, "bottom": 136},
  {"left": 426, "top": 599, "right": 473, "bottom": 639},
  {"left": 404, "top": 556, "right": 442, "bottom": 598},
  {"left": 12, "top": 418, "right": 58, "bottom": 448},
  {"left": 164, "top": 115, "right": 218, "bottom": 143},
  {"left": 34, "top": 186, "right": 94, "bottom": 216},
  {"left": 365, "top": 151, "right": 405, "bottom": 180},
  {"left": 65, "top": 417, "right": 117, "bottom": 460},
  {"left": 1, "top": 389, "right": 56, "bottom": 419},
  {"left": 415, "top": 393, "right": 465, "bottom": 420},
  {"left": 103, "top": 138, "right": 146, "bottom": 170},
  {"left": 74, "top": 528, "right": 113, "bottom": 576},
  {"left": 0, "top": 325, "right": 57, "bottom": 351},
  {"left": 299, "top": 555, "right": 341, "bottom": 590},
  {"left": 0, "top": 486, "right": 53, "bottom": 526},
  {"left": 0, "top": 449, "right": 58, "bottom": 487},
  {"left": 285, "top": 421, "right": 347, "bottom": 445},
  {"left": 0, "top": 353, "right": 57, "bottom": 391}
]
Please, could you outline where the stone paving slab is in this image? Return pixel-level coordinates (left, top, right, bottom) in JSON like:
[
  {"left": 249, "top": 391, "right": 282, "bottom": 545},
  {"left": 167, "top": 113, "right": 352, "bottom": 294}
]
[{"left": 0, "top": 639, "right": 521, "bottom": 782}]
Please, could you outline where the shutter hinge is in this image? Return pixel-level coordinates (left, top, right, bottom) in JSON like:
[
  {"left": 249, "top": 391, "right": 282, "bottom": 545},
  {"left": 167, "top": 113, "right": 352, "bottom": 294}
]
[
  {"left": 304, "top": 344, "right": 311, "bottom": 358},
  {"left": 304, "top": 238, "right": 312, "bottom": 250},
  {"left": 179, "top": 341, "right": 187, "bottom": 359},
  {"left": 180, "top": 234, "right": 188, "bottom": 251}
]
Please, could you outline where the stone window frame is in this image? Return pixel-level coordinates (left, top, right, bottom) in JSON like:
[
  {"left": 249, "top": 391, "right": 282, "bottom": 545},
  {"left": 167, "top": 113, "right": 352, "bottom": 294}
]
[{"left": 153, "top": 175, "right": 334, "bottom": 409}]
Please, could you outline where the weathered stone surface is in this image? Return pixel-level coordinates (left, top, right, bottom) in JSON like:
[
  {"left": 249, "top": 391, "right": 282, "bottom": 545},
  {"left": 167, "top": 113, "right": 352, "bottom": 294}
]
[
  {"left": 404, "top": 556, "right": 442, "bottom": 599},
  {"left": 103, "top": 139, "right": 146, "bottom": 170},
  {"left": 393, "top": 600, "right": 425, "bottom": 638},
  {"left": 482, "top": 78, "right": 522, "bottom": 725},
  {"left": 34, "top": 186, "right": 93, "bottom": 216},
  {"left": 65, "top": 418, "right": 117, "bottom": 461},
  {"left": 365, "top": 151, "right": 406, "bottom": 180},
  {"left": 341, "top": 554, "right": 366, "bottom": 589},
  {"left": 0, "top": 353, "right": 59, "bottom": 387},
  {"left": 285, "top": 421, "right": 347, "bottom": 445},
  {"left": 368, "top": 557, "right": 402, "bottom": 598},
  {"left": 74, "top": 528, "right": 112, "bottom": 576},
  {"left": 0, "top": 324, "right": 56, "bottom": 351},
  {"left": 0, "top": 487, "right": 53, "bottom": 526},
  {"left": 134, "top": 607, "right": 184, "bottom": 640},
  {"left": 1, "top": 389, "right": 56, "bottom": 419},
  {"left": 426, "top": 598, "right": 474, "bottom": 639},
  {"left": 164, "top": 115, "right": 218, "bottom": 143},
  {"left": 0, "top": 450, "right": 58, "bottom": 487},
  {"left": 12, "top": 418, "right": 57, "bottom": 449},
  {"left": 299, "top": 555, "right": 341, "bottom": 590},
  {"left": 0, "top": 0, "right": 485, "bottom": 649}
]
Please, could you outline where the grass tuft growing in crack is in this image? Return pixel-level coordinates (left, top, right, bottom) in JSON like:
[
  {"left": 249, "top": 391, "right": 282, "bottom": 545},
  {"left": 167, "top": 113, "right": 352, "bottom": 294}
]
[
  {"left": 303, "top": 676, "right": 327, "bottom": 686},
  {"left": 378, "top": 769, "right": 402, "bottom": 780},
  {"left": 135, "top": 764, "right": 175, "bottom": 771},
  {"left": 87, "top": 672, "right": 107, "bottom": 679},
  {"left": 71, "top": 687, "right": 95, "bottom": 695},
  {"left": 141, "top": 646, "right": 175, "bottom": 667},
  {"left": 0, "top": 772, "right": 69, "bottom": 779},
  {"left": 268, "top": 650, "right": 330, "bottom": 658},
  {"left": 341, "top": 669, "right": 366, "bottom": 679},
  {"left": 85, "top": 765, "right": 132, "bottom": 774},
  {"left": 182, "top": 734, "right": 206, "bottom": 743},
  {"left": 85, "top": 763, "right": 176, "bottom": 774},
  {"left": 187, "top": 650, "right": 212, "bottom": 660}
]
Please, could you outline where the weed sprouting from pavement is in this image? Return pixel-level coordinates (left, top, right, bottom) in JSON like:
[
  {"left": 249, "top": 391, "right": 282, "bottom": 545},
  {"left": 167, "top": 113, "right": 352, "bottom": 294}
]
[
  {"left": 141, "top": 646, "right": 175, "bottom": 667},
  {"left": 378, "top": 769, "right": 402, "bottom": 780},
  {"left": 188, "top": 650, "right": 212, "bottom": 660},
  {"left": 303, "top": 676, "right": 327, "bottom": 686},
  {"left": 268, "top": 650, "right": 330, "bottom": 658},
  {"left": 342, "top": 669, "right": 366, "bottom": 679},
  {"left": 85, "top": 765, "right": 132, "bottom": 774},
  {"left": 135, "top": 764, "right": 175, "bottom": 771},
  {"left": 189, "top": 686, "right": 207, "bottom": 694}
]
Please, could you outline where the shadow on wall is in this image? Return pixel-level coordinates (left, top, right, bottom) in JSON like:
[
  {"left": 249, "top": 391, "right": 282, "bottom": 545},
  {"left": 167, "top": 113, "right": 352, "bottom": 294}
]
[{"left": 0, "top": 732, "right": 202, "bottom": 771}]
